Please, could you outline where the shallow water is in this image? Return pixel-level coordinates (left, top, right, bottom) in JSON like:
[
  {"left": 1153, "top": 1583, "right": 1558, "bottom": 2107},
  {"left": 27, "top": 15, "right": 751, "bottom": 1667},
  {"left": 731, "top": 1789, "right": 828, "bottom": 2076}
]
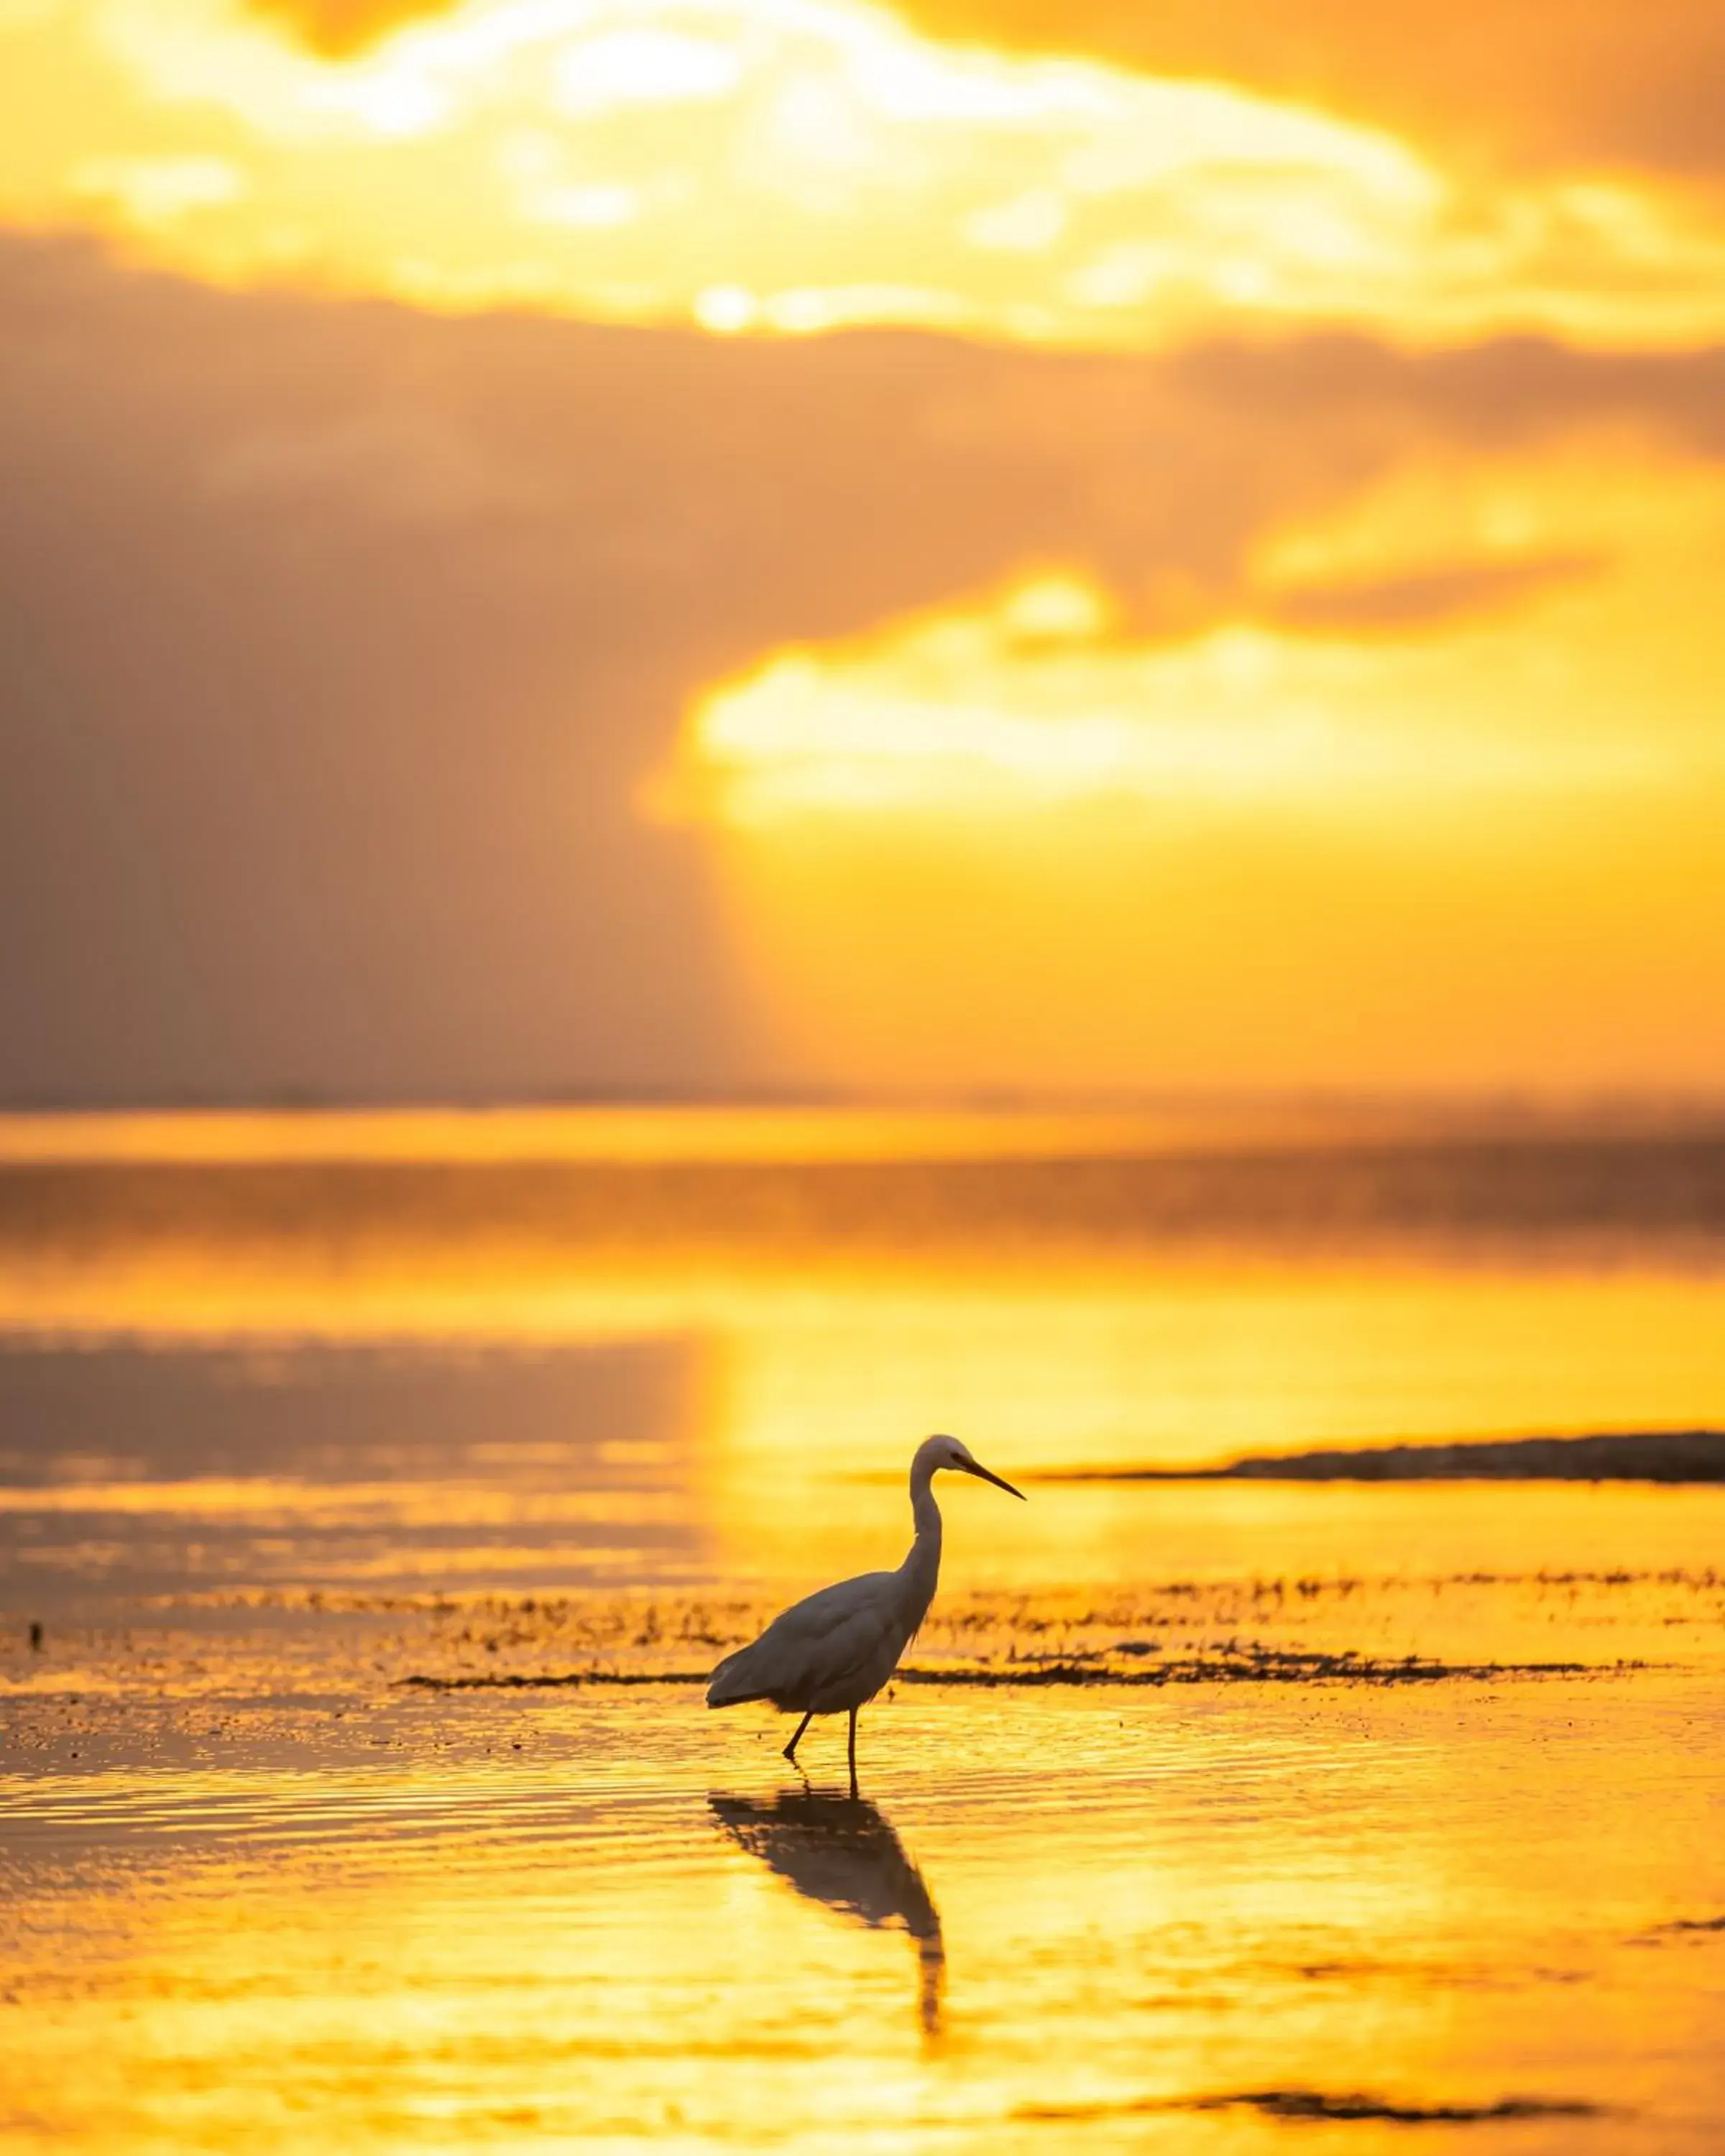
[
  {"left": 3, "top": 1109, "right": 1724, "bottom": 2150},
  {"left": 6, "top": 1677, "right": 1725, "bottom": 2154}
]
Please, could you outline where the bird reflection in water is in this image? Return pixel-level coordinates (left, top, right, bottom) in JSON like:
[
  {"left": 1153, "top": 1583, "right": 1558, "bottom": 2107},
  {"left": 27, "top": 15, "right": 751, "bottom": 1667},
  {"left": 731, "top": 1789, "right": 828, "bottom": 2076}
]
[{"left": 709, "top": 1787, "right": 946, "bottom": 2035}]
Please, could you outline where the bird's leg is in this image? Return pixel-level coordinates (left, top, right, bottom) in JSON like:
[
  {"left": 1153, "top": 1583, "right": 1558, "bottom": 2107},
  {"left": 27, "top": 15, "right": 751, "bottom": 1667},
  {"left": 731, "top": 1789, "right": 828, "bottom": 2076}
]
[
  {"left": 847, "top": 1706, "right": 859, "bottom": 1797},
  {"left": 783, "top": 1710, "right": 814, "bottom": 1764}
]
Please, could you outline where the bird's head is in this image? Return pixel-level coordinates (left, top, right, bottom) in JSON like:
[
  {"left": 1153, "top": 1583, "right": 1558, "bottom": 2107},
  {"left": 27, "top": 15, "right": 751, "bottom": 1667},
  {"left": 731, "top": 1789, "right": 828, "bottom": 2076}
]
[{"left": 922, "top": 1433, "right": 1026, "bottom": 1499}]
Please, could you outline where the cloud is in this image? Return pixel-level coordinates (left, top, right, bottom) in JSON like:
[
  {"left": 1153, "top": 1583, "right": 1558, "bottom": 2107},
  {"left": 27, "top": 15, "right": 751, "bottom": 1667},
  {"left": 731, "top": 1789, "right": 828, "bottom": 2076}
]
[
  {"left": 9, "top": 0, "right": 1725, "bottom": 350},
  {"left": 967, "top": 0, "right": 1725, "bottom": 175},
  {"left": 249, "top": 0, "right": 431, "bottom": 54},
  {"left": 1161, "top": 333, "right": 1725, "bottom": 458},
  {"left": 243, "top": 0, "right": 1725, "bottom": 178},
  {"left": 667, "top": 567, "right": 1661, "bottom": 828},
  {"left": 875, "top": 0, "right": 1725, "bottom": 180},
  {"left": 1261, "top": 552, "right": 1604, "bottom": 635},
  {"left": 3, "top": 234, "right": 1724, "bottom": 1100}
]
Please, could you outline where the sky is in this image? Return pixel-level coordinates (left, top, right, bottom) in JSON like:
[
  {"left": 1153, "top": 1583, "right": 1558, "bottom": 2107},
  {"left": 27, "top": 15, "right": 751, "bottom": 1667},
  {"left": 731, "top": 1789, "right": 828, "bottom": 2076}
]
[{"left": 2, "top": 0, "right": 1723, "bottom": 1102}]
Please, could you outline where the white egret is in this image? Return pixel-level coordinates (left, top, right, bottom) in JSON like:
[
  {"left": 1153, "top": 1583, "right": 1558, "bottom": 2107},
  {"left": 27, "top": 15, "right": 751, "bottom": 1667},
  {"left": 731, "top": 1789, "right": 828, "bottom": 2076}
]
[{"left": 706, "top": 1433, "right": 1025, "bottom": 1787}]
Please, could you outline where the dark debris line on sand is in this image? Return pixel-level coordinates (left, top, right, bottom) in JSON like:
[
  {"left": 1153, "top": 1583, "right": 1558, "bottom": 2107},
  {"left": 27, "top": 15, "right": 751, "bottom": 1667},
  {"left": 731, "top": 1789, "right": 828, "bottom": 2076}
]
[
  {"left": 395, "top": 1648, "right": 1612, "bottom": 1692},
  {"left": 397, "top": 1671, "right": 696, "bottom": 1690},
  {"left": 1638, "top": 1915, "right": 1725, "bottom": 1940},
  {"left": 1016, "top": 2088, "right": 1609, "bottom": 2125},
  {"left": 893, "top": 1653, "right": 1606, "bottom": 1686}
]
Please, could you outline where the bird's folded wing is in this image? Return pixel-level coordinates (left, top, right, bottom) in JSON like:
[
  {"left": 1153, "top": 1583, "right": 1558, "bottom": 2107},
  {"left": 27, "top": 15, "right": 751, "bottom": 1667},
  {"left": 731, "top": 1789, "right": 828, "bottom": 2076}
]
[{"left": 722, "top": 1570, "right": 903, "bottom": 1702}]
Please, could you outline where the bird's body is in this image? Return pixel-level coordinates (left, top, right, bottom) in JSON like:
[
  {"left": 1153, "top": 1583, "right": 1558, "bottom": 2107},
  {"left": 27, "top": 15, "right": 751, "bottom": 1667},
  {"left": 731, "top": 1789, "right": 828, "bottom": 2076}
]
[
  {"left": 707, "top": 1434, "right": 1024, "bottom": 1787},
  {"left": 707, "top": 1559, "right": 934, "bottom": 1719}
]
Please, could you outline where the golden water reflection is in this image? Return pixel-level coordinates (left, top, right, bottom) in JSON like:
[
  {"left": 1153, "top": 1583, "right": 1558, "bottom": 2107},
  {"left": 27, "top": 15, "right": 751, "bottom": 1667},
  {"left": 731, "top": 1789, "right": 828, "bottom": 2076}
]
[
  {"left": 5, "top": 1253, "right": 1725, "bottom": 1609},
  {"left": 710, "top": 1785, "right": 945, "bottom": 2035},
  {"left": 4, "top": 1682, "right": 1725, "bottom": 2153},
  {"left": 4, "top": 1114, "right": 1725, "bottom": 1609},
  {"left": 4, "top": 1115, "right": 1725, "bottom": 2147}
]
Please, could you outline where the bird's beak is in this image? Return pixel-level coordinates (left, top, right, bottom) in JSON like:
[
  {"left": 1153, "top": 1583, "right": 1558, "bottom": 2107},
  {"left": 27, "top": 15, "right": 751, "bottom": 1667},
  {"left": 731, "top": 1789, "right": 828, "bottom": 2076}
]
[{"left": 962, "top": 1458, "right": 1026, "bottom": 1501}]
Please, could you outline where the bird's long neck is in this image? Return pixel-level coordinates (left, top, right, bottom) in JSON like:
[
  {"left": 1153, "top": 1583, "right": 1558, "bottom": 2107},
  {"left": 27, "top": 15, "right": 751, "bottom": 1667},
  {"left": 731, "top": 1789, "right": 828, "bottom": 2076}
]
[{"left": 898, "top": 1457, "right": 943, "bottom": 1616}]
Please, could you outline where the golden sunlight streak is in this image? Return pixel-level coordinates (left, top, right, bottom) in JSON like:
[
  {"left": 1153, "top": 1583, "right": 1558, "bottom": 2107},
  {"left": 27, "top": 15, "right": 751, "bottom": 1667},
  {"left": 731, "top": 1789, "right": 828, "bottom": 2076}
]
[
  {"left": 6, "top": 1166, "right": 1725, "bottom": 1592},
  {"left": 1, "top": 0, "right": 1723, "bottom": 345},
  {"left": 656, "top": 443, "right": 1725, "bottom": 1091}
]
